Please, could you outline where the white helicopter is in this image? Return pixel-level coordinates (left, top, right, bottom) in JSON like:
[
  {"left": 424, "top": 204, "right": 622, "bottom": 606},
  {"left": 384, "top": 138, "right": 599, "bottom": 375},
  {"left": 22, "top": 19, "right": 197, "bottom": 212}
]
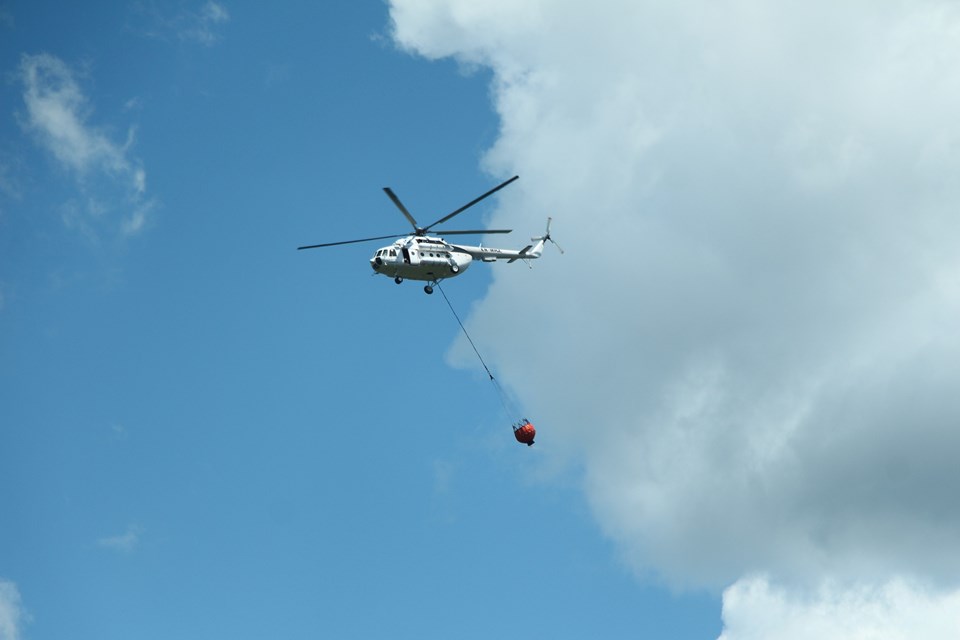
[{"left": 298, "top": 175, "right": 561, "bottom": 294}]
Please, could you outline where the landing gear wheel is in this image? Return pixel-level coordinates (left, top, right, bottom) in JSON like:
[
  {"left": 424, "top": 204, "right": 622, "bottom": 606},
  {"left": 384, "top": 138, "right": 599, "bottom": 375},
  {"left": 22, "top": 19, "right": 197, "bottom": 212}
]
[
  {"left": 394, "top": 277, "right": 403, "bottom": 285},
  {"left": 424, "top": 285, "right": 434, "bottom": 295}
]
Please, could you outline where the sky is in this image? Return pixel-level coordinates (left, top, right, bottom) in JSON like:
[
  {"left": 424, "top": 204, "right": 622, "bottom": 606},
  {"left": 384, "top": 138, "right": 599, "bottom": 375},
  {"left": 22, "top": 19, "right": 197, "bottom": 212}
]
[{"left": 3, "top": 1, "right": 960, "bottom": 639}]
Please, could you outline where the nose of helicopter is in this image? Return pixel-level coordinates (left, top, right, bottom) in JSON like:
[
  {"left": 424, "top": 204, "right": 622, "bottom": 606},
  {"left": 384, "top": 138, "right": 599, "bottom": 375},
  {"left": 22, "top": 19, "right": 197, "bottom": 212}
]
[{"left": 371, "top": 256, "right": 382, "bottom": 270}]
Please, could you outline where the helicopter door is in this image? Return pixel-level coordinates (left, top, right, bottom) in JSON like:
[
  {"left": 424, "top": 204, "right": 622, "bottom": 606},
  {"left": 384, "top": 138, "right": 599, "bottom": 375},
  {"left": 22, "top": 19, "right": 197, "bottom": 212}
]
[{"left": 402, "top": 247, "right": 411, "bottom": 264}]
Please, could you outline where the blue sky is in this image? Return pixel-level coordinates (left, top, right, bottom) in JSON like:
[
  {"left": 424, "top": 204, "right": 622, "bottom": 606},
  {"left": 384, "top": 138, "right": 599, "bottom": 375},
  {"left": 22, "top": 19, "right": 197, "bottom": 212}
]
[
  {"left": 9, "top": 1, "right": 960, "bottom": 638},
  {"left": 0, "top": 2, "right": 720, "bottom": 638}
]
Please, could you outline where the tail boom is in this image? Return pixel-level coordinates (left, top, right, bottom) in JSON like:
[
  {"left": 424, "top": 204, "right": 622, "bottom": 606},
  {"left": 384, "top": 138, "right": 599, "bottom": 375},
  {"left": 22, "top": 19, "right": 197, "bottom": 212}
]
[{"left": 452, "top": 217, "right": 555, "bottom": 264}]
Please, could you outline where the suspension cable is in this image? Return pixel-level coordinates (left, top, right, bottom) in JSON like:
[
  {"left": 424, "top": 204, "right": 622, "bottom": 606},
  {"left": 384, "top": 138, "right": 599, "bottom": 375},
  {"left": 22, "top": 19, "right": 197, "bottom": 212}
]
[
  {"left": 436, "top": 282, "right": 518, "bottom": 416},
  {"left": 436, "top": 282, "right": 494, "bottom": 380}
]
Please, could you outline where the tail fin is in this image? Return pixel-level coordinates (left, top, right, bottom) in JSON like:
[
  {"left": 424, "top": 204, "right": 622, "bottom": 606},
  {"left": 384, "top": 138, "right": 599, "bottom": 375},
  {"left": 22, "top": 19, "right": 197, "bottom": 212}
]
[{"left": 507, "top": 218, "right": 561, "bottom": 263}]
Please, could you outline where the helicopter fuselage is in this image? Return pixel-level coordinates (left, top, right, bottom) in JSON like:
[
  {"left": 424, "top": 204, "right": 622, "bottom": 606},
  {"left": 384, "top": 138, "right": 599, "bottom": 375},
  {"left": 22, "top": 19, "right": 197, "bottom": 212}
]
[
  {"left": 370, "top": 236, "right": 472, "bottom": 282},
  {"left": 370, "top": 234, "right": 543, "bottom": 283}
]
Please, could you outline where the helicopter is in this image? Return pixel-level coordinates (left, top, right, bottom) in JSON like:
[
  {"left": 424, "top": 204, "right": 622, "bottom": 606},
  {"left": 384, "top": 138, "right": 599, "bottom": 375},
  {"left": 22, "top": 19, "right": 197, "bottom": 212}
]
[{"left": 298, "top": 175, "right": 562, "bottom": 294}]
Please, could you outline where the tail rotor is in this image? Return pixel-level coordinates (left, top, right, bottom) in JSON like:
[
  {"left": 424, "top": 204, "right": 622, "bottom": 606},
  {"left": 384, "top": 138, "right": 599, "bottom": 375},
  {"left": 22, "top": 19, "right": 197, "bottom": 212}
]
[{"left": 532, "top": 217, "right": 564, "bottom": 254}]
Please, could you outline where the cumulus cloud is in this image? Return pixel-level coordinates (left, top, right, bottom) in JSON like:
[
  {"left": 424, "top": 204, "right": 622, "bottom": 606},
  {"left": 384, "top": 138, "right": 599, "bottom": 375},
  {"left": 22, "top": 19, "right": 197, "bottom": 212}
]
[
  {"left": 18, "top": 52, "right": 154, "bottom": 238},
  {"left": 719, "top": 576, "right": 960, "bottom": 640},
  {"left": 0, "top": 579, "right": 25, "bottom": 640},
  {"left": 390, "top": 0, "right": 960, "bottom": 634}
]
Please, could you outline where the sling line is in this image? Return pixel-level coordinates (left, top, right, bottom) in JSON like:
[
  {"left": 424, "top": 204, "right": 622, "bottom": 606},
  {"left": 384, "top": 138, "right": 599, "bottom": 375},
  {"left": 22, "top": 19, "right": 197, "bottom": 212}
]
[{"left": 436, "top": 282, "right": 517, "bottom": 416}]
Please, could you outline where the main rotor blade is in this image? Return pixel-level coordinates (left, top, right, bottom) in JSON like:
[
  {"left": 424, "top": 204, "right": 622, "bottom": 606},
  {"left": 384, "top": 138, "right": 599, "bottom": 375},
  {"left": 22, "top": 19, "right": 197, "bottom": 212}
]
[
  {"left": 297, "top": 233, "right": 406, "bottom": 250},
  {"left": 423, "top": 175, "right": 519, "bottom": 232},
  {"left": 383, "top": 187, "right": 421, "bottom": 232},
  {"left": 431, "top": 229, "right": 513, "bottom": 235}
]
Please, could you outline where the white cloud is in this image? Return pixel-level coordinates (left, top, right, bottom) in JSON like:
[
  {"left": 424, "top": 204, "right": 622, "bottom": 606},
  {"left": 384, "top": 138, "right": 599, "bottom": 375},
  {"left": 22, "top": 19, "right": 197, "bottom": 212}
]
[
  {"left": 201, "top": 1, "right": 229, "bottom": 24},
  {"left": 18, "top": 53, "right": 153, "bottom": 238},
  {"left": 20, "top": 54, "right": 124, "bottom": 175},
  {"left": 719, "top": 576, "right": 960, "bottom": 640},
  {"left": 0, "top": 579, "right": 25, "bottom": 640},
  {"left": 390, "top": 0, "right": 960, "bottom": 635},
  {"left": 131, "top": 1, "right": 230, "bottom": 47},
  {"left": 182, "top": 1, "right": 230, "bottom": 45},
  {"left": 98, "top": 524, "right": 144, "bottom": 553},
  {"left": 110, "top": 423, "right": 128, "bottom": 440}
]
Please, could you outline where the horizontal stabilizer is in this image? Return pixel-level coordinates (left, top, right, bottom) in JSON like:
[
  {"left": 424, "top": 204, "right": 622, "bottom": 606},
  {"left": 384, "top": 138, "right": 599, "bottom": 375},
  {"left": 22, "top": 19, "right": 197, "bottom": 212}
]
[{"left": 508, "top": 245, "right": 533, "bottom": 263}]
